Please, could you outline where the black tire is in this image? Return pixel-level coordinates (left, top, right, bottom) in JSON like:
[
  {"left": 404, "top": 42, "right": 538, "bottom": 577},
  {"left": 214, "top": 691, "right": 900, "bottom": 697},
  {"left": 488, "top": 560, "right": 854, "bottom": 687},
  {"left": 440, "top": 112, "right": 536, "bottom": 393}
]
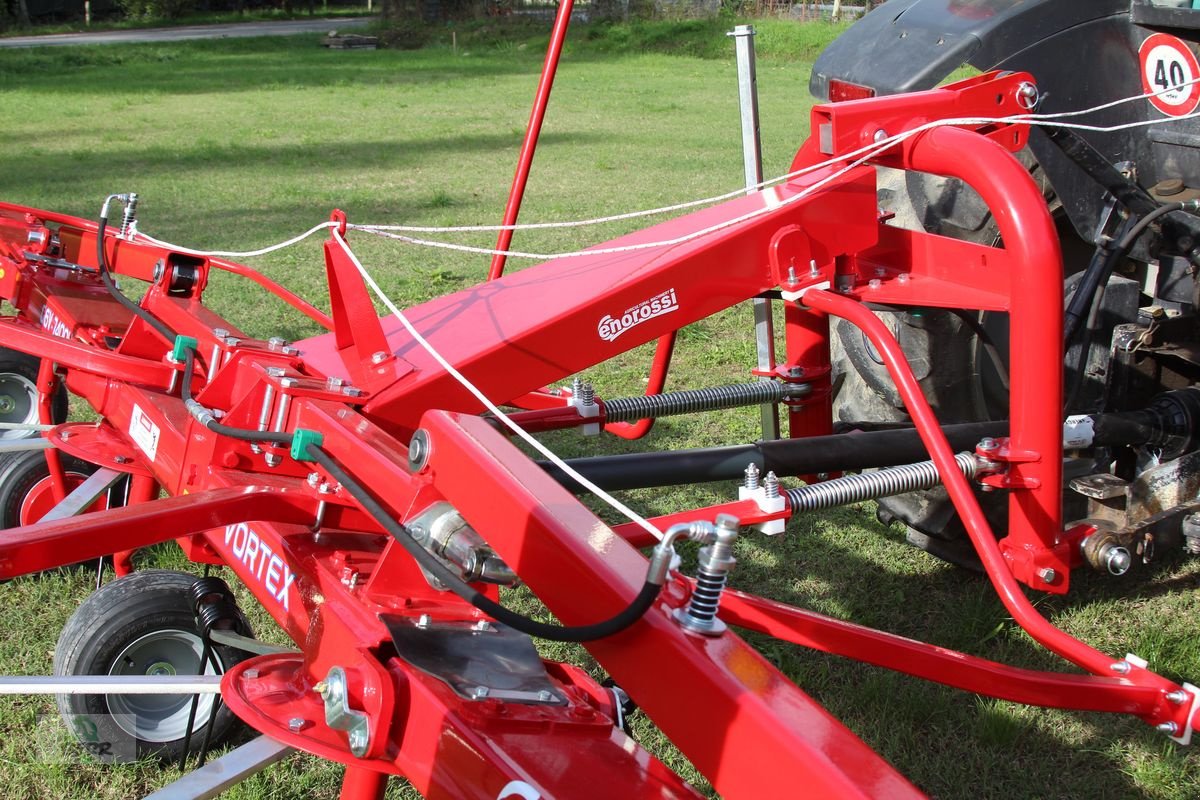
[
  {"left": 0, "top": 449, "right": 110, "bottom": 529},
  {"left": 0, "top": 347, "right": 67, "bottom": 440},
  {"left": 54, "top": 570, "right": 250, "bottom": 763}
]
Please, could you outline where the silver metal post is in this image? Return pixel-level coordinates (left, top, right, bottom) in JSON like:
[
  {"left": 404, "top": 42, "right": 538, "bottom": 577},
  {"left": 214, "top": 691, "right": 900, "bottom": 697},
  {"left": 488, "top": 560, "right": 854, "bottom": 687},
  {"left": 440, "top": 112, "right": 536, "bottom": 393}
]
[{"left": 729, "top": 24, "right": 779, "bottom": 440}]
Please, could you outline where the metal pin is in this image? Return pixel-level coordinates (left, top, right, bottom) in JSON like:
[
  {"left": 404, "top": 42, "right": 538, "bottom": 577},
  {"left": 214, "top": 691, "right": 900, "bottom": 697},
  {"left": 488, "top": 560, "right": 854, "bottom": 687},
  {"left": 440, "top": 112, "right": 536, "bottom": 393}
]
[{"left": 256, "top": 384, "right": 276, "bottom": 433}]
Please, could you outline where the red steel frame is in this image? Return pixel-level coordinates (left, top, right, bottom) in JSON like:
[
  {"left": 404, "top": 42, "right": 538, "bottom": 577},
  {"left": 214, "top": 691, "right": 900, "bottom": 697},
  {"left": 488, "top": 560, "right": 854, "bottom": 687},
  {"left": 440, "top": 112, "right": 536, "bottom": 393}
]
[{"left": 0, "top": 71, "right": 1195, "bottom": 799}]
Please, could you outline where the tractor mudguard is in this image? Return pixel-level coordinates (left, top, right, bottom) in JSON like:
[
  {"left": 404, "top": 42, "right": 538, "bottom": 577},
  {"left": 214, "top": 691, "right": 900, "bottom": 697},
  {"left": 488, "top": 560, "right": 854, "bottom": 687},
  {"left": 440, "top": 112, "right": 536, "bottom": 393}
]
[{"left": 810, "top": 0, "right": 1128, "bottom": 101}]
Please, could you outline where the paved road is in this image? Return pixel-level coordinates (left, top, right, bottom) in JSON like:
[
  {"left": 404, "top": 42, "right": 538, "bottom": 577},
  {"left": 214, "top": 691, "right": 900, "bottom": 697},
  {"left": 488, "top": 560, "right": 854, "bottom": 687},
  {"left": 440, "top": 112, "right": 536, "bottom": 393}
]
[{"left": 0, "top": 16, "right": 371, "bottom": 48}]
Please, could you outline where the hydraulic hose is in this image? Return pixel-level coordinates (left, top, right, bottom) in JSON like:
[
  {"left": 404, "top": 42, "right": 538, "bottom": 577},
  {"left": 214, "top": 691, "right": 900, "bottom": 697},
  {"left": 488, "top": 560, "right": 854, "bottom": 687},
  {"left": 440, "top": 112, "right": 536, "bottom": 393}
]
[
  {"left": 180, "top": 344, "right": 660, "bottom": 641},
  {"left": 305, "top": 443, "right": 662, "bottom": 643},
  {"left": 95, "top": 198, "right": 177, "bottom": 344}
]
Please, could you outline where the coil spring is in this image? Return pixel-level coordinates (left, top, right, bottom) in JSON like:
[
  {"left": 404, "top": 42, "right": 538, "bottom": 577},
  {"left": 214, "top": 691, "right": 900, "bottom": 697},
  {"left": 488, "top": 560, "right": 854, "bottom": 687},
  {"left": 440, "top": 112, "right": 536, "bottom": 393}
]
[
  {"left": 785, "top": 452, "right": 978, "bottom": 513},
  {"left": 1185, "top": 535, "right": 1200, "bottom": 556},
  {"left": 684, "top": 569, "right": 728, "bottom": 625},
  {"left": 605, "top": 381, "right": 802, "bottom": 423}
]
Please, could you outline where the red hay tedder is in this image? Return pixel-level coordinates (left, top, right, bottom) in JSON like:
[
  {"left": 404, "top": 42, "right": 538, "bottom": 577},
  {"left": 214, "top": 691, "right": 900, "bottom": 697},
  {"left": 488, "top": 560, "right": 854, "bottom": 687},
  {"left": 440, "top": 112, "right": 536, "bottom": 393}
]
[{"left": 0, "top": 11, "right": 1199, "bottom": 799}]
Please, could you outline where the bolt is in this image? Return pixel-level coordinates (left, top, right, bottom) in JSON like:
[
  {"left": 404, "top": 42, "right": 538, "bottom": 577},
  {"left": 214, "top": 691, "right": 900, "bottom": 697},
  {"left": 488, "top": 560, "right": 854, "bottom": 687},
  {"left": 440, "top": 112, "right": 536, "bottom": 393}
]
[
  {"left": 265, "top": 453, "right": 281, "bottom": 468},
  {"left": 537, "top": 690, "right": 554, "bottom": 702},
  {"left": 288, "top": 717, "right": 305, "bottom": 733},
  {"left": 318, "top": 482, "right": 332, "bottom": 494},
  {"left": 342, "top": 386, "right": 363, "bottom": 397},
  {"left": 268, "top": 336, "right": 287, "bottom": 350},
  {"left": 787, "top": 264, "right": 799, "bottom": 284},
  {"left": 788, "top": 366, "right": 804, "bottom": 378},
  {"left": 224, "top": 337, "right": 241, "bottom": 347},
  {"left": 580, "top": 382, "right": 595, "bottom": 406},
  {"left": 416, "top": 614, "right": 432, "bottom": 629},
  {"left": 60, "top": 430, "right": 71, "bottom": 440},
  {"left": 868, "top": 278, "right": 882, "bottom": 290},
  {"left": 1105, "top": 546, "right": 1132, "bottom": 576},
  {"left": 1167, "top": 690, "right": 1189, "bottom": 705},
  {"left": 307, "top": 472, "right": 320, "bottom": 488},
  {"left": 347, "top": 728, "right": 368, "bottom": 756},
  {"left": 213, "top": 328, "right": 230, "bottom": 338},
  {"left": 244, "top": 668, "right": 259, "bottom": 679},
  {"left": 472, "top": 620, "right": 492, "bottom": 632},
  {"left": 113, "top": 455, "right": 130, "bottom": 464},
  {"left": 313, "top": 681, "right": 328, "bottom": 695},
  {"left": 764, "top": 471, "right": 780, "bottom": 499},
  {"left": 1037, "top": 568, "right": 1057, "bottom": 584},
  {"left": 743, "top": 462, "right": 761, "bottom": 490},
  {"left": 896, "top": 272, "right": 910, "bottom": 284},
  {"left": 1017, "top": 82, "right": 1039, "bottom": 107},
  {"left": 326, "top": 376, "right": 345, "bottom": 389},
  {"left": 470, "top": 686, "right": 490, "bottom": 700},
  {"left": 370, "top": 350, "right": 389, "bottom": 364},
  {"left": 265, "top": 367, "right": 286, "bottom": 378},
  {"left": 809, "top": 259, "right": 820, "bottom": 278},
  {"left": 572, "top": 376, "right": 583, "bottom": 398},
  {"left": 978, "top": 437, "right": 998, "bottom": 451},
  {"left": 1157, "top": 721, "right": 1180, "bottom": 736},
  {"left": 1111, "top": 661, "right": 1132, "bottom": 675},
  {"left": 283, "top": 346, "right": 302, "bottom": 357},
  {"left": 873, "top": 129, "right": 888, "bottom": 144}
]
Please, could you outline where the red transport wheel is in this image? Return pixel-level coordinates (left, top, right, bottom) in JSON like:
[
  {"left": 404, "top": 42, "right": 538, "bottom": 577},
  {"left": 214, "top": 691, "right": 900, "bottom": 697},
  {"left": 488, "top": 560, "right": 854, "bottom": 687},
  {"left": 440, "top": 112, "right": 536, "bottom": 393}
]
[{"left": 0, "top": 449, "right": 115, "bottom": 528}]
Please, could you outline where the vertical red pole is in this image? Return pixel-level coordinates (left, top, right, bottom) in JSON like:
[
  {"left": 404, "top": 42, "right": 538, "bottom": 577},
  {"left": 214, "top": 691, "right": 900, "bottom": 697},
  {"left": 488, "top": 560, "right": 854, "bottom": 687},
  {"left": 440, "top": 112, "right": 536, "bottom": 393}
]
[
  {"left": 339, "top": 767, "right": 388, "bottom": 800},
  {"left": 35, "top": 359, "right": 68, "bottom": 502},
  {"left": 112, "top": 473, "right": 158, "bottom": 577},
  {"left": 783, "top": 302, "right": 832, "bottom": 441},
  {"left": 487, "top": 0, "right": 575, "bottom": 281}
]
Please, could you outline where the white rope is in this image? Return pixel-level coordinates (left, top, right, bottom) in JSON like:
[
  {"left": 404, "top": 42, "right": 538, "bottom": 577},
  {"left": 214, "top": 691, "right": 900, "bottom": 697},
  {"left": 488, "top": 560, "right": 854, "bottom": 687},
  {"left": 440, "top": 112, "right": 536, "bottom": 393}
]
[
  {"left": 135, "top": 221, "right": 336, "bottom": 259},
  {"left": 329, "top": 231, "right": 665, "bottom": 541}
]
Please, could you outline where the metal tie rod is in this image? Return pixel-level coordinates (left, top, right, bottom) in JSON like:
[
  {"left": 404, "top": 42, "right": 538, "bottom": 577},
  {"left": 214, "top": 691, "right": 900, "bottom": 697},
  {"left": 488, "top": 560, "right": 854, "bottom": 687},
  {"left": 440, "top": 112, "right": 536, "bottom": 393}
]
[
  {"left": 143, "top": 736, "right": 294, "bottom": 800},
  {"left": 39, "top": 465, "right": 126, "bottom": 523},
  {"left": 0, "top": 675, "right": 222, "bottom": 694}
]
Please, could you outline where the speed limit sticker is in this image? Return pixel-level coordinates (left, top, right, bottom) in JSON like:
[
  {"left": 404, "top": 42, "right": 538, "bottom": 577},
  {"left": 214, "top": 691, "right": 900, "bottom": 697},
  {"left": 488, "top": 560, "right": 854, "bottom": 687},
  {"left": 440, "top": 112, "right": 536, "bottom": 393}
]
[{"left": 1140, "top": 33, "right": 1200, "bottom": 117}]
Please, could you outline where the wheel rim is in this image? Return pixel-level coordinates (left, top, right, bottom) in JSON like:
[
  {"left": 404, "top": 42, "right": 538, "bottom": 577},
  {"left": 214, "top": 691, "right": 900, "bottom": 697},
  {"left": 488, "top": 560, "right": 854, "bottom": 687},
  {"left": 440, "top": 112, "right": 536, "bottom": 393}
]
[
  {"left": 0, "top": 373, "right": 38, "bottom": 440},
  {"left": 18, "top": 473, "right": 97, "bottom": 526},
  {"left": 106, "top": 629, "right": 221, "bottom": 742}
]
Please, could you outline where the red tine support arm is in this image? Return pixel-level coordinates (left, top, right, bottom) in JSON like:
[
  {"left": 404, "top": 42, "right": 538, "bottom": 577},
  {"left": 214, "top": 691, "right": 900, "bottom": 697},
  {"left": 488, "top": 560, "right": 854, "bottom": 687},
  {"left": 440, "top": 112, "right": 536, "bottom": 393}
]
[{"left": 487, "top": 0, "right": 575, "bottom": 281}]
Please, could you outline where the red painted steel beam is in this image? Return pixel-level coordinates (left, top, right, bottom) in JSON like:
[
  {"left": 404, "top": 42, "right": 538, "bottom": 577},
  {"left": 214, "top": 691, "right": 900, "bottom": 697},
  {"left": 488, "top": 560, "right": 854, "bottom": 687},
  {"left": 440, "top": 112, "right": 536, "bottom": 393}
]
[
  {"left": 802, "top": 288, "right": 1191, "bottom": 733},
  {"left": 721, "top": 589, "right": 1164, "bottom": 716},
  {"left": 419, "top": 410, "right": 925, "bottom": 800},
  {"left": 0, "top": 317, "right": 175, "bottom": 388},
  {"left": 904, "top": 125, "right": 1067, "bottom": 588},
  {"left": 0, "top": 484, "right": 315, "bottom": 579}
]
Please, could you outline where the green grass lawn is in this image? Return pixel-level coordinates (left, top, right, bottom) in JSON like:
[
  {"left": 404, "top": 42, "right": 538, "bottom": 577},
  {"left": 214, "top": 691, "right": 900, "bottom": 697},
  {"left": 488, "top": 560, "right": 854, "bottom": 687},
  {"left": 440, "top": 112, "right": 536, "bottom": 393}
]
[{"left": 0, "top": 19, "right": 1197, "bottom": 800}]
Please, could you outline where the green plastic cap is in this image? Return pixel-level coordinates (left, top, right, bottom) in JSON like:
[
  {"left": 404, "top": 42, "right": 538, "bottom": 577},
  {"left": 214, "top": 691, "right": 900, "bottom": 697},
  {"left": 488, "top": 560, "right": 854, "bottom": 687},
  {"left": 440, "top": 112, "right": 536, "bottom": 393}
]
[
  {"left": 290, "top": 428, "right": 325, "bottom": 461},
  {"left": 171, "top": 335, "right": 199, "bottom": 362}
]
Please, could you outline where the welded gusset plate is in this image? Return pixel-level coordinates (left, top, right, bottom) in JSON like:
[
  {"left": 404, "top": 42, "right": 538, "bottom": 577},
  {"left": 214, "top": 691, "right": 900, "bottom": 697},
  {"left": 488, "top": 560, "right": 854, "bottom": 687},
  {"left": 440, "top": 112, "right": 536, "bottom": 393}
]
[{"left": 381, "top": 615, "right": 566, "bottom": 705}]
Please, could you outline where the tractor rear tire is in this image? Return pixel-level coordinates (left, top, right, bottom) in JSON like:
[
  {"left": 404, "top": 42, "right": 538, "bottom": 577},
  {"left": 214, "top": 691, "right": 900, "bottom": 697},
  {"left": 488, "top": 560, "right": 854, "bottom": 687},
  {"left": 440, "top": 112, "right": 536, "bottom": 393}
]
[{"left": 54, "top": 570, "right": 249, "bottom": 763}]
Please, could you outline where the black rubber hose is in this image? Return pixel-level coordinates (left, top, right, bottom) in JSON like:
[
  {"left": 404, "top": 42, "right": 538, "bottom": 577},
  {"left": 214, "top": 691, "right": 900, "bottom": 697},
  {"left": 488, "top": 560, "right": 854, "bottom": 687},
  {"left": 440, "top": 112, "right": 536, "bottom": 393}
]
[
  {"left": 305, "top": 443, "right": 661, "bottom": 643},
  {"left": 95, "top": 213, "right": 177, "bottom": 343},
  {"left": 181, "top": 349, "right": 294, "bottom": 445}
]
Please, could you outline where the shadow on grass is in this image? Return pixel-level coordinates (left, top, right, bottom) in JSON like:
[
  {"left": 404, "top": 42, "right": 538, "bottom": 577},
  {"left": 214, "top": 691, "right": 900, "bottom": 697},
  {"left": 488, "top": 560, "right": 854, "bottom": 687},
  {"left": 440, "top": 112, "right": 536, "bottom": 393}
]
[{"left": 0, "top": 36, "right": 551, "bottom": 97}]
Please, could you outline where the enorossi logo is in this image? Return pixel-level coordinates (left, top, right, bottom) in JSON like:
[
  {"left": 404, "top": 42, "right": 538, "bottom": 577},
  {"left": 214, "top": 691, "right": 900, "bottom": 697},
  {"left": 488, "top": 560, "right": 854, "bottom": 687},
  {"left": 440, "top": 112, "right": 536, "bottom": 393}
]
[{"left": 597, "top": 288, "right": 679, "bottom": 342}]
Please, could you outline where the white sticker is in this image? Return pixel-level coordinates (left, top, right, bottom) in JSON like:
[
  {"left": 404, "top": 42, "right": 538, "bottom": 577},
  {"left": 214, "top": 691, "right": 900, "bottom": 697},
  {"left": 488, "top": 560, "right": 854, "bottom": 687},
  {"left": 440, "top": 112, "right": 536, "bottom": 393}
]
[
  {"left": 1062, "top": 414, "right": 1095, "bottom": 450},
  {"left": 129, "top": 404, "right": 159, "bottom": 462},
  {"left": 1140, "top": 33, "right": 1200, "bottom": 117}
]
